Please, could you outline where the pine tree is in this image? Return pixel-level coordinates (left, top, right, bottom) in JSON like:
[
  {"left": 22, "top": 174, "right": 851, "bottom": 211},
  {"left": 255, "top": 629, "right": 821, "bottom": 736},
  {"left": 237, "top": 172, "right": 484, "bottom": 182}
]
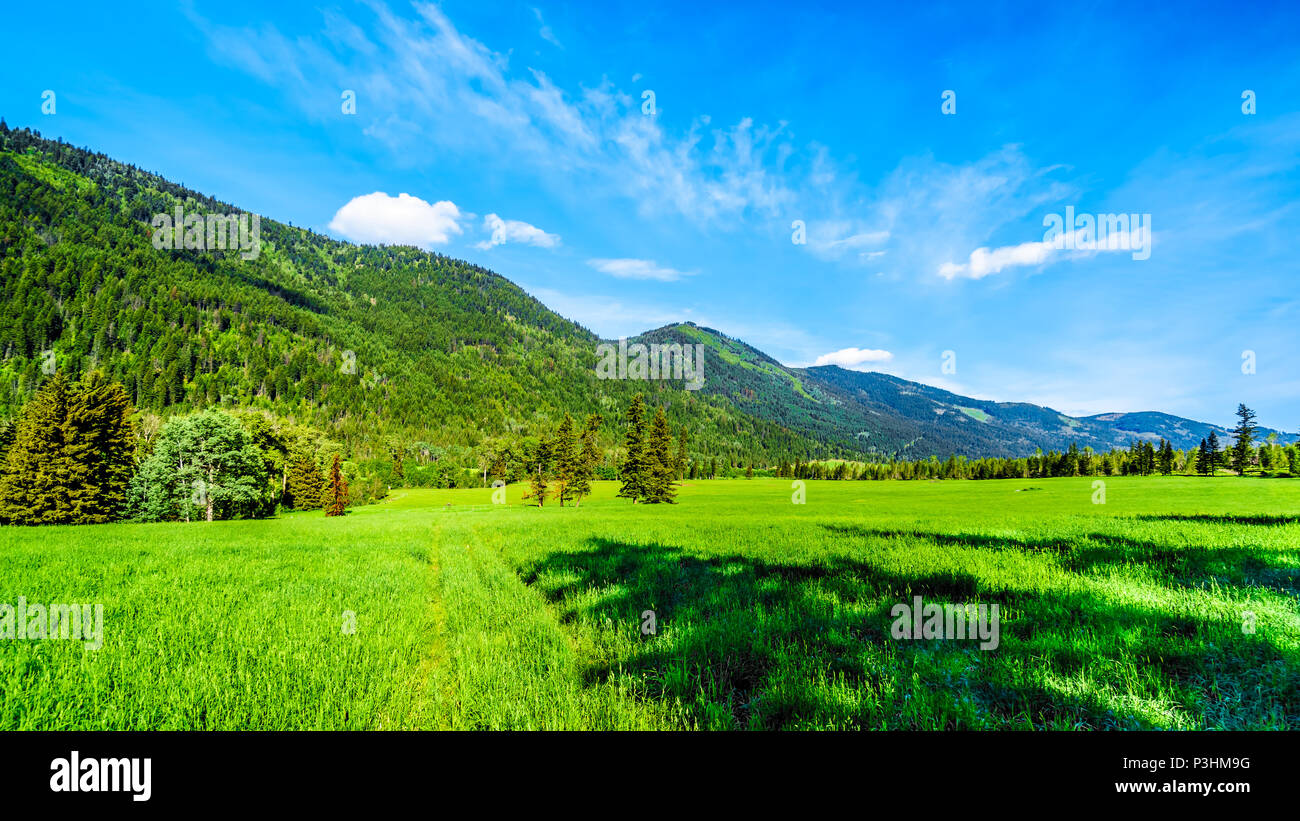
[
  {"left": 286, "top": 447, "right": 325, "bottom": 510},
  {"left": 63, "top": 370, "right": 136, "bottom": 523},
  {"left": 675, "top": 426, "right": 688, "bottom": 480},
  {"left": 392, "top": 443, "right": 405, "bottom": 486},
  {"left": 553, "top": 414, "right": 577, "bottom": 506},
  {"left": 1205, "top": 431, "right": 1223, "bottom": 475},
  {"left": 1195, "top": 438, "right": 1209, "bottom": 476},
  {"left": 1231, "top": 403, "right": 1257, "bottom": 476},
  {"left": 571, "top": 414, "right": 601, "bottom": 506},
  {"left": 0, "top": 371, "right": 73, "bottom": 524},
  {"left": 1158, "top": 439, "right": 1175, "bottom": 475},
  {"left": 530, "top": 433, "right": 552, "bottom": 507},
  {"left": 617, "top": 394, "right": 649, "bottom": 503},
  {"left": 643, "top": 406, "right": 678, "bottom": 504},
  {"left": 325, "top": 453, "right": 349, "bottom": 516}
]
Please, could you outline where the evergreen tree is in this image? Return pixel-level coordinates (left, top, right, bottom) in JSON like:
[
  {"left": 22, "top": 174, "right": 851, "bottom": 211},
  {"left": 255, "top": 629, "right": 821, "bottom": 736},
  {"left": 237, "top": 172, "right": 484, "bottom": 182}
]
[
  {"left": 553, "top": 414, "right": 578, "bottom": 506},
  {"left": 571, "top": 414, "right": 601, "bottom": 506},
  {"left": 643, "top": 406, "right": 678, "bottom": 504},
  {"left": 617, "top": 394, "right": 649, "bottom": 503},
  {"left": 1158, "top": 439, "right": 1175, "bottom": 475},
  {"left": 1195, "top": 438, "right": 1209, "bottom": 476},
  {"left": 1231, "top": 403, "right": 1257, "bottom": 476},
  {"left": 0, "top": 372, "right": 73, "bottom": 524},
  {"left": 530, "top": 433, "right": 552, "bottom": 507},
  {"left": 1205, "top": 431, "right": 1223, "bottom": 475},
  {"left": 675, "top": 426, "right": 689, "bottom": 480},
  {"left": 325, "top": 453, "right": 349, "bottom": 516},
  {"left": 63, "top": 370, "right": 136, "bottom": 523},
  {"left": 286, "top": 447, "right": 325, "bottom": 510},
  {"left": 392, "top": 443, "right": 405, "bottom": 486}
]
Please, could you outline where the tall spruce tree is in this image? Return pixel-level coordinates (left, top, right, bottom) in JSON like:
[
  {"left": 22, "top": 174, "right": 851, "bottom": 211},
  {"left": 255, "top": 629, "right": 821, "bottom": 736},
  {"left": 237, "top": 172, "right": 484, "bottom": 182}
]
[
  {"left": 553, "top": 414, "right": 578, "bottom": 506},
  {"left": 0, "top": 371, "right": 73, "bottom": 524},
  {"left": 1158, "top": 439, "right": 1175, "bottom": 475},
  {"left": 286, "top": 446, "right": 325, "bottom": 510},
  {"left": 643, "top": 406, "right": 678, "bottom": 504},
  {"left": 1231, "top": 403, "right": 1257, "bottom": 476},
  {"left": 530, "top": 433, "right": 552, "bottom": 507},
  {"left": 1205, "top": 431, "right": 1223, "bottom": 475},
  {"left": 63, "top": 370, "right": 136, "bottom": 523},
  {"left": 675, "top": 426, "right": 688, "bottom": 480},
  {"left": 617, "top": 394, "right": 649, "bottom": 503},
  {"left": 571, "top": 414, "right": 602, "bottom": 506}
]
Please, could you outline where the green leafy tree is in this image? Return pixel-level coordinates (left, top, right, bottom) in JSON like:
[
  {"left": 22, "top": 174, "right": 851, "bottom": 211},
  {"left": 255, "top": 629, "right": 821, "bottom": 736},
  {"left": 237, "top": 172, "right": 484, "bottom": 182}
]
[
  {"left": 128, "top": 409, "right": 269, "bottom": 522},
  {"left": 675, "top": 426, "right": 689, "bottom": 480}
]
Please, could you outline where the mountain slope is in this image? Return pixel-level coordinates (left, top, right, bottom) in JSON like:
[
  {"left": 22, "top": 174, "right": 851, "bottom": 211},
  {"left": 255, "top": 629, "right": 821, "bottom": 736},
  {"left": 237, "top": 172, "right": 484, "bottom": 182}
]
[
  {"left": 0, "top": 124, "right": 819, "bottom": 464},
  {"left": 1, "top": 123, "right": 1286, "bottom": 464},
  {"left": 632, "top": 322, "right": 1294, "bottom": 458}
]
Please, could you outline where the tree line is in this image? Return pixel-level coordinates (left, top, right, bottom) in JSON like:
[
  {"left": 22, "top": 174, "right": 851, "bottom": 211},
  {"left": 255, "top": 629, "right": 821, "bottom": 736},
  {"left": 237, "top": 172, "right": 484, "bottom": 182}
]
[{"left": 0, "top": 371, "right": 354, "bottom": 525}]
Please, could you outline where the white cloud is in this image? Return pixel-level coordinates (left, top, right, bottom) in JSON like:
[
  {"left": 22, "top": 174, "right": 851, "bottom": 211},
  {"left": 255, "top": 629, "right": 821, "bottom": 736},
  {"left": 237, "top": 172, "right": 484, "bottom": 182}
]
[
  {"left": 938, "top": 225, "right": 1152, "bottom": 280},
  {"left": 811, "top": 347, "right": 894, "bottom": 370},
  {"left": 587, "top": 258, "right": 691, "bottom": 282},
  {"left": 476, "top": 213, "right": 560, "bottom": 249},
  {"left": 327, "top": 192, "right": 463, "bottom": 246}
]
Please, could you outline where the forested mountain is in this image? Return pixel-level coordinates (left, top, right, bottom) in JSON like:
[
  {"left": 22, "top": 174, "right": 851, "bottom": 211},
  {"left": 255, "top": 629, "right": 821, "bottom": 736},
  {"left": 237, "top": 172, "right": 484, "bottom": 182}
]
[
  {"left": 631, "top": 322, "right": 1293, "bottom": 458},
  {"left": 0, "top": 124, "right": 828, "bottom": 466},
  {"left": 1, "top": 123, "right": 1287, "bottom": 464}
]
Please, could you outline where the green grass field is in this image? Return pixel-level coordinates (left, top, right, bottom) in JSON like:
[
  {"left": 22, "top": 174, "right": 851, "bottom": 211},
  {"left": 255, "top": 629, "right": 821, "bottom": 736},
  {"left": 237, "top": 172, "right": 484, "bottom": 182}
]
[{"left": 2, "top": 477, "right": 1298, "bottom": 730}]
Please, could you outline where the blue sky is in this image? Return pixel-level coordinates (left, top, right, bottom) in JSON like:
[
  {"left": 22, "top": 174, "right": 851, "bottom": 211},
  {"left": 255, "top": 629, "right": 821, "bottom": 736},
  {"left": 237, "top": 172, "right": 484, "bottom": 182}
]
[{"left": 2, "top": 0, "right": 1298, "bottom": 429}]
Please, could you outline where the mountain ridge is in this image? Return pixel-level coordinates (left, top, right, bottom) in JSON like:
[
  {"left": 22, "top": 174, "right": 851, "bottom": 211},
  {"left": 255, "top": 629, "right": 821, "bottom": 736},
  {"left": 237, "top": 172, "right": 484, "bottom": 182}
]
[{"left": 1, "top": 122, "right": 1289, "bottom": 464}]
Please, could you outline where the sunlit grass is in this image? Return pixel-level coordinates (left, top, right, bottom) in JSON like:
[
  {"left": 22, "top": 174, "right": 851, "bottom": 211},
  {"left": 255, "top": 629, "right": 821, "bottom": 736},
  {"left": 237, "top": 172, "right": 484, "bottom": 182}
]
[{"left": 2, "top": 476, "right": 1297, "bottom": 729}]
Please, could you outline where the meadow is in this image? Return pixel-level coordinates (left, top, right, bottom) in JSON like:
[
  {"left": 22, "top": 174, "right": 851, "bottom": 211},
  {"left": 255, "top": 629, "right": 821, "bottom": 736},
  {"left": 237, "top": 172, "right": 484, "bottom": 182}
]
[{"left": 1, "top": 477, "right": 1297, "bottom": 730}]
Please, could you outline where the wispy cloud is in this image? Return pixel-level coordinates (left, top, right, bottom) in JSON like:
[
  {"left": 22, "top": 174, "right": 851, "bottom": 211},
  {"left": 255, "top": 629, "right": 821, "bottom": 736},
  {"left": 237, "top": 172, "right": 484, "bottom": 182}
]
[
  {"left": 587, "top": 258, "right": 691, "bottom": 282},
  {"left": 189, "top": 2, "right": 798, "bottom": 226},
  {"left": 532, "top": 6, "right": 562, "bottom": 48}
]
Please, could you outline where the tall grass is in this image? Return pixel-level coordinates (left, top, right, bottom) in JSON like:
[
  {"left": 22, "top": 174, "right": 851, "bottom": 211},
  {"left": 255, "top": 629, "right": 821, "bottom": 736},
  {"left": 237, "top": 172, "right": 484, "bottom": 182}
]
[{"left": 2, "top": 476, "right": 1296, "bottom": 729}]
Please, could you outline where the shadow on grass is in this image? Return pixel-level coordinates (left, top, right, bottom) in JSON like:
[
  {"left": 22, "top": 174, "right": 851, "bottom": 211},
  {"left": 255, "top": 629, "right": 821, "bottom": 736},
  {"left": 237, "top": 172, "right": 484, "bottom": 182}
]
[
  {"left": 1130, "top": 513, "right": 1300, "bottom": 526},
  {"left": 824, "top": 524, "right": 1300, "bottom": 597},
  {"left": 518, "top": 536, "right": 1299, "bottom": 730}
]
